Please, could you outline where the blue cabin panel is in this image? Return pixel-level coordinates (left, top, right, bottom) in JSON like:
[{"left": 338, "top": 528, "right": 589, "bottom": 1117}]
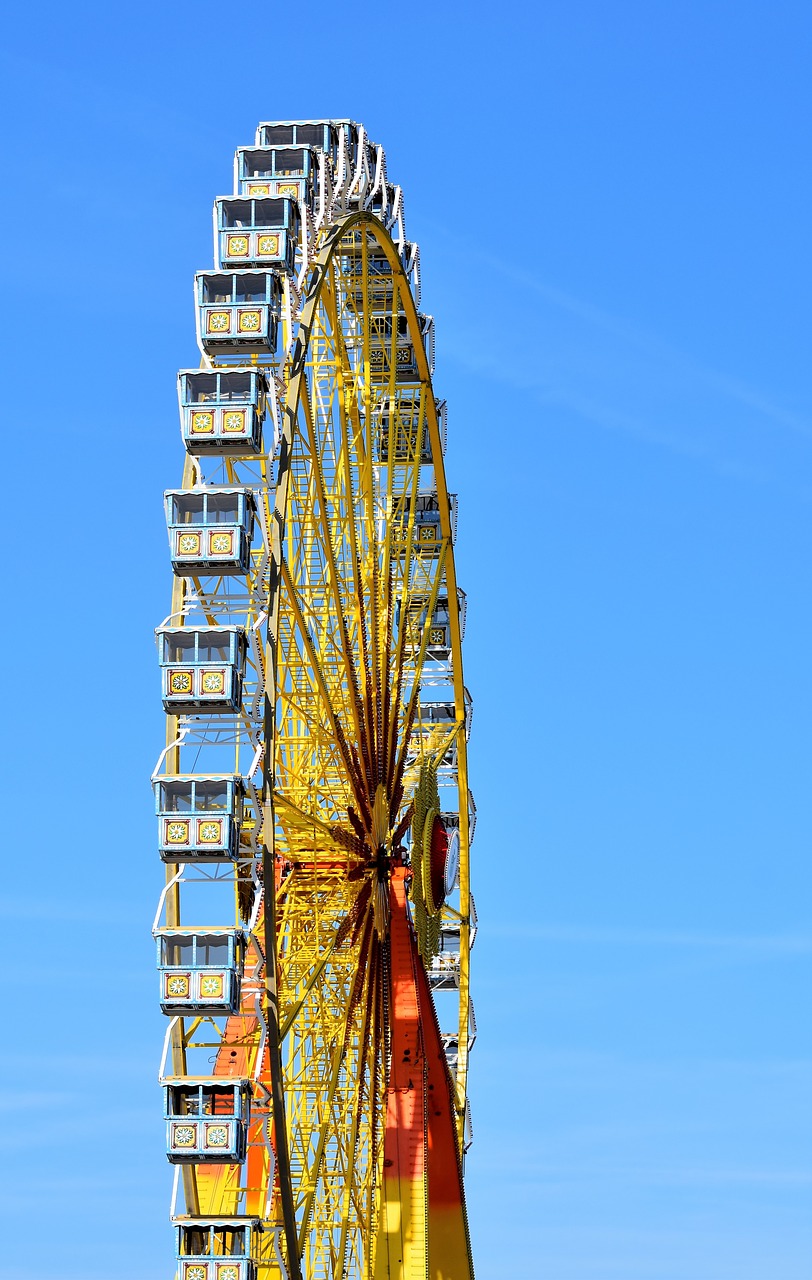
[
  {"left": 164, "top": 1080, "right": 250, "bottom": 1164},
  {"left": 165, "top": 488, "right": 255, "bottom": 576},
  {"left": 201, "top": 303, "right": 274, "bottom": 348},
  {"left": 235, "top": 147, "right": 317, "bottom": 208},
  {"left": 195, "top": 271, "right": 280, "bottom": 358},
  {"left": 176, "top": 1221, "right": 259, "bottom": 1280},
  {"left": 217, "top": 228, "right": 294, "bottom": 273},
  {"left": 392, "top": 492, "right": 457, "bottom": 558},
  {"left": 157, "top": 626, "right": 246, "bottom": 714},
  {"left": 242, "top": 175, "right": 310, "bottom": 205},
  {"left": 178, "top": 1260, "right": 253, "bottom": 1280},
  {"left": 156, "top": 929, "right": 244, "bottom": 1014},
  {"left": 155, "top": 775, "right": 244, "bottom": 863},
  {"left": 167, "top": 1115, "right": 242, "bottom": 1163},
  {"left": 178, "top": 368, "right": 266, "bottom": 455},
  {"left": 428, "top": 598, "right": 453, "bottom": 653},
  {"left": 214, "top": 197, "right": 299, "bottom": 274}
]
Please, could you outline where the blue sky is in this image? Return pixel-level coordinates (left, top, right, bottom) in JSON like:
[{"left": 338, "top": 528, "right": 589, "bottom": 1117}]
[{"left": 1, "top": 2, "right": 810, "bottom": 1277}]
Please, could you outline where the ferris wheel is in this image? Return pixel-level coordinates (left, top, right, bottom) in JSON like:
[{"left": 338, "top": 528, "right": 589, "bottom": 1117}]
[{"left": 152, "top": 119, "right": 477, "bottom": 1280}]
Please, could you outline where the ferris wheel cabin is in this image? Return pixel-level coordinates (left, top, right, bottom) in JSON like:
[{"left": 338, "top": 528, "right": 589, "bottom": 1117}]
[
  {"left": 234, "top": 145, "right": 319, "bottom": 206},
  {"left": 414, "top": 692, "right": 472, "bottom": 770},
  {"left": 175, "top": 1219, "right": 262, "bottom": 1280},
  {"left": 155, "top": 927, "right": 246, "bottom": 1014},
  {"left": 156, "top": 625, "right": 247, "bottom": 714},
  {"left": 368, "top": 312, "right": 434, "bottom": 380},
  {"left": 254, "top": 118, "right": 360, "bottom": 199},
  {"left": 165, "top": 488, "right": 256, "bottom": 576},
  {"left": 256, "top": 118, "right": 346, "bottom": 157},
  {"left": 419, "top": 689, "right": 473, "bottom": 739},
  {"left": 404, "top": 588, "right": 466, "bottom": 659},
  {"left": 340, "top": 238, "right": 420, "bottom": 309},
  {"left": 155, "top": 775, "right": 245, "bottom": 862},
  {"left": 194, "top": 271, "right": 280, "bottom": 358},
  {"left": 427, "top": 898, "right": 477, "bottom": 992},
  {"left": 163, "top": 1079, "right": 251, "bottom": 1164},
  {"left": 428, "top": 926, "right": 461, "bottom": 991},
  {"left": 214, "top": 197, "right": 299, "bottom": 274},
  {"left": 377, "top": 395, "right": 446, "bottom": 463},
  {"left": 178, "top": 369, "right": 268, "bottom": 454},
  {"left": 391, "top": 491, "right": 458, "bottom": 556}
]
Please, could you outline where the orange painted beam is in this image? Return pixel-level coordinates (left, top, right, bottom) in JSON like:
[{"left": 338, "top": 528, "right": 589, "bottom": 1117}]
[
  {"left": 374, "top": 869, "right": 473, "bottom": 1280},
  {"left": 375, "top": 867, "right": 429, "bottom": 1279},
  {"left": 414, "top": 936, "right": 473, "bottom": 1279}
]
